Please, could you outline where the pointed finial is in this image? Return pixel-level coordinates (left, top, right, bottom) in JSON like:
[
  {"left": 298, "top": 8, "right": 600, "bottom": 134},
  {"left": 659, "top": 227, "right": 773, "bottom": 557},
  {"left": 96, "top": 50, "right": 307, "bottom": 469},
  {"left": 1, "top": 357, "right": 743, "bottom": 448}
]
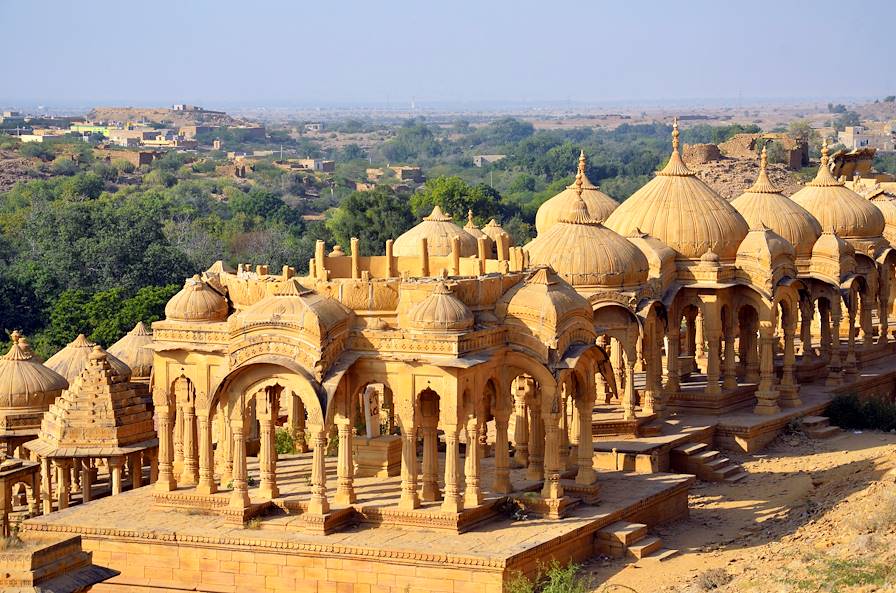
[
  {"left": 574, "top": 168, "right": 584, "bottom": 195},
  {"left": 672, "top": 117, "right": 680, "bottom": 153},
  {"left": 467, "top": 209, "right": 474, "bottom": 226},
  {"left": 9, "top": 330, "right": 21, "bottom": 344},
  {"left": 760, "top": 143, "right": 768, "bottom": 172},
  {"left": 821, "top": 138, "right": 829, "bottom": 166},
  {"left": 577, "top": 149, "right": 586, "bottom": 176}
]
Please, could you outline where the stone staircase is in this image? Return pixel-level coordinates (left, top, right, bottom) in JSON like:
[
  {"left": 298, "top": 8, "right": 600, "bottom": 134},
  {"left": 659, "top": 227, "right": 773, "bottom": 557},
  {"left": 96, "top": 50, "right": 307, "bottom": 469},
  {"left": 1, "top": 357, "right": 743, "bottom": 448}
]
[
  {"left": 801, "top": 415, "right": 842, "bottom": 439},
  {"left": 596, "top": 520, "right": 678, "bottom": 562},
  {"left": 670, "top": 442, "right": 747, "bottom": 483}
]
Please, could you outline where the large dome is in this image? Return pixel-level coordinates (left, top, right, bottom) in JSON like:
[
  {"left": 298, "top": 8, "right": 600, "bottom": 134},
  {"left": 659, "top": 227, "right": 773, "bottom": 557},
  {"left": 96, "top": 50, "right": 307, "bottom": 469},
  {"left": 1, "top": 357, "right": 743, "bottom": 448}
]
[
  {"left": 108, "top": 321, "right": 154, "bottom": 380},
  {"left": 233, "top": 278, "right": 352, "bottom": 337},
  {"left": 165, "top": 274, "right": 229, "bottom": 322},
  {"left": 393, "top": 206, "right": 479, "bottom": 257},
  {"left": 526, "top": 182, "right": 648, "bottom": 290},
  {"left": 731, "top": 146, "right": 822, "bottom": 261},
  {"left": 790, "top": 141, "right": 885, "bottom": 240},
  {"left": 535, "top": 151, "right": 619, "bottom": 233},
  {"left": 0, "top": 339, "right": 67, "bottom": 413},
  {"left": 604, "top": 121, "right": 749, "bottom": 261},
  {"left": 45, "top": 334, "right": 132, "bottom": 383}
]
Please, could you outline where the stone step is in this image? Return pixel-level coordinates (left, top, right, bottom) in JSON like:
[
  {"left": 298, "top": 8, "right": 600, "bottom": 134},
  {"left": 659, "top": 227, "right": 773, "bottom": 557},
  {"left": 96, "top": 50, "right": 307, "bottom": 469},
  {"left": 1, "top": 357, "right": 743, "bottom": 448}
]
[
  {"left": 801, "top": 415, "right": 830, "bottom": 429},
  {"left": 693, "top": 450, "right": 721, "bottom": 463},
  {"left": 712, "top": 464, "right": 743, "bottom": 479},
  {"left": 705, "top": 457, "right": 731, "bottom": 470},
  {"left": 807, "top": 425, "right": 841, "bottom": 439},
  {"left": 640, "top": 548, "right": 680, "bottom": 563},
  {"left": 724, "top": 471, "right": 749, "bottom": 483},
  {"left": 598, "top": 521, "right": 648, "bottom": 546},
  {"left": 627, "top": 535, "right": 663, "bottom": 559},
  {"left": 672, "top": 442, "right": 708, "bottom": 456}
]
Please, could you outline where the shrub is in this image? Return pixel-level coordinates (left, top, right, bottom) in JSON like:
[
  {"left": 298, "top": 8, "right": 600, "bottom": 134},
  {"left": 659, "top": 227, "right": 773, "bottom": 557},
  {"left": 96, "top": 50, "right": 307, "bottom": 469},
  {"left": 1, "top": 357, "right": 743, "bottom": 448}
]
[
  {"left": 506, "top": 561, "right": 590, "bottom": 593},
  {"left": 695, "top": 568, "right": 732, "bottom": 591},
  {"left": 827, "top": 394, "right": 896, "bottom": 432},
  {"left": 275, "top": 428, "right": 296, "bottom": 455}
]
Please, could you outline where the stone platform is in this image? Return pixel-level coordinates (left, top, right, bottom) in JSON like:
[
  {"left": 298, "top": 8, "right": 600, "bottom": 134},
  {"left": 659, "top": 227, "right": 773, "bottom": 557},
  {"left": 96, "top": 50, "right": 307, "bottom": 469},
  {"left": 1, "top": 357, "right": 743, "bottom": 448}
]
[{"left": 20, "top": 468, "right": 693, "bottom": 593}]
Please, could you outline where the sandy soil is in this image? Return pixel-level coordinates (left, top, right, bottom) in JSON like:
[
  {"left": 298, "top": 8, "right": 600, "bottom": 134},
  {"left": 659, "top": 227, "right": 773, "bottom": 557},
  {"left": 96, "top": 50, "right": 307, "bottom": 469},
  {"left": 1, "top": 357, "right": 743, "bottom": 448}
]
[{"left": 585, "top": 429, "right": 896, "bottom": 593}]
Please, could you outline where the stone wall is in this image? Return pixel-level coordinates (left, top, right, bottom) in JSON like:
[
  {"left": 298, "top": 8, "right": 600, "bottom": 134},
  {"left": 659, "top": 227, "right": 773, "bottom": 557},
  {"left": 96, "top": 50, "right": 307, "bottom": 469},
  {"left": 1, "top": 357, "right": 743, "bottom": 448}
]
[{"left": 682, "top": 143, "right": 722, "bottom": 165}]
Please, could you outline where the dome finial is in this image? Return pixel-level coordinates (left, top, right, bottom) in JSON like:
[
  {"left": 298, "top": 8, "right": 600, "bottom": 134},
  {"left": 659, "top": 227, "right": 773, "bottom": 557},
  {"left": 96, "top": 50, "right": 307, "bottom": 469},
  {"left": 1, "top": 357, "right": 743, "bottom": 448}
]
[
  {"left": 467, "top": 209, "right": 474, "bottom": 226},
  {"left": 9, "top": 330, "right": 21, "bottom": 344},
  {"left": 760, "top": 143, "right": 768, "bottom": 173},
  {"left": 821, "top": 138, "right": 829, "bottom": 167},
  {"left": 672, "top": 117, "right": 680, "bottom": 153},
  {"left": 577, "top": 150, "right": 586, "bottom": 176}
]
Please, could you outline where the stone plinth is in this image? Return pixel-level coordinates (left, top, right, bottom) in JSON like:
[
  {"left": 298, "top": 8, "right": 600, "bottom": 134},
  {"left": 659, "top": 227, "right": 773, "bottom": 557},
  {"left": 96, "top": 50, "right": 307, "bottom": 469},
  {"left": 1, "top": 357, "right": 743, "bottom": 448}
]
[
  {"left": 0, "top": 533, "right": 117, "bottom": 593},
  {"left": 352, "top": 435, "right": 401, "bottom": 478}
]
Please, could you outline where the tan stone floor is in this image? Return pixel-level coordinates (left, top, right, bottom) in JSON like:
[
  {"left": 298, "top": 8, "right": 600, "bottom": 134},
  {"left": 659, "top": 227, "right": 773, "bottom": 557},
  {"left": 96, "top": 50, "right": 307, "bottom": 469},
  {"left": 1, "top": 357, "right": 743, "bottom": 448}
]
[{"left": 24, "top": 456, "right": 692, "bottom": 562}]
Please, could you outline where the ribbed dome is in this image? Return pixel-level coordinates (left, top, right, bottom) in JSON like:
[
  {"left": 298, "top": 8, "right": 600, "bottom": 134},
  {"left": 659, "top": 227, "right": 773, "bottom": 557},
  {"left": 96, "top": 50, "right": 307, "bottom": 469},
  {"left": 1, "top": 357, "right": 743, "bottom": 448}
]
[
  {"left": 790, "top": 141, "right": 885, "bottom": 240},
  {"left": 108, "top": 321, "right": 154, "bottom": 379},
  {"left": 736, "top": 224, "right": 796, "bottom": 262},
  {"left": 45, "top": 334, "right": 132, "bottom": 383},
  {"left": 871, "top": 194, "right": 896, "bottom": 244},
  {"left": 393, "top": 206, "right": 479, "bottom": 257},
  {"left": 731, "top": 147, "right": 822, "bottom": 261},
  {"left": 0, "top": 339, "right": 67, "bottom": 411},
  {"left": 463, "top": 210, "right": 492, "bottom": 244},
  {"left": 498, "top": 266, "right": 593, "bottom": 330},
  {"left": 604, "top": 121, "right": 749, "bottom": 261},
  {"left": 165, "top": 274, "right": 229, "bottom": 322},
  {"left": 481, "top": 219, "right": 511, "bottom": 245},
  {"left": 407, "top": 281, "right": 474, "bottom": 332},
  {"left": 535, "top": 151, "right": 619, "bottom": 233},
  {"left": 233, "top": 278, "right": 352, "bottom": 337},
  {"left": 525, "top": 187, "right": 648, "bottom": 289}
]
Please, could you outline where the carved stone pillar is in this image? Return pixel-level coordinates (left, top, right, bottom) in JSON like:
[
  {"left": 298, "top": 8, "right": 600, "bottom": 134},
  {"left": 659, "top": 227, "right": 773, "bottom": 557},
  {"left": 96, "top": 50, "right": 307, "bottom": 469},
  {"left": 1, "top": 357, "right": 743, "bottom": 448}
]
[
  {"left": 845, "top": 303, "right": 858, "bottom": 380},
  {"left": 398, "top": 420, "right": 419, "bottom": 510},
  {"left": 705, "top": 328, "right": 721, "bottom": 395},
  {"left": 800, "top": 299, "right": 814, "bottom": 357},
  {"left": 258, "top": 416, "right": 278, "bottom": 500},
  {"left": 334, "top": 421, "right": 355, "bottom": 505},
  {"left": 307, "top": 428, "right": 329, "bottom": 515},
  {"left": 664, "top": 317, "right": 681, "bottom": 397},
  {"left": 55, "top": 460, "right": 70, "bottom": 509},
  {"left": 827, "top": 305, "right": 843, "bottom": 386},
  {"left": 289, "top": 394, "right": 309, "bottom": 453},
  {"left": 40, "top": 457, "right": 52, "bottom": 515},
  {"left": 744, "top": 325, "right": 760, "bottom": 383},
  {"left": 420, "top": 424, "right": 442, "bottom": 501},
  {"left": 526, "top": 406, "right": 545, "bottom": 481},
  {"left": 179, "top": 404, "right": 198, "bottom": 486},
  {"left": 611, "top": 338, "right": 625, "bottom": 400},
  {"left": 695, "top": 308, "right": 706, "bottom": 372},
  {"left": 80, "top": 459, "right": 92, "bottom": 503},
  {"left": 173, "top": 407, "right": 184, "bottom": 477},
  {"left": 155, "top": 408, "right": 176, "bottom": 492},
  {"left": 722, "top": 327, "right": 738, "bottom": 390},
  {"left": 622, "top": 356, "right": 636, "bottom": 420},
  {"left": 575, "top": 396, "right": 596, "bottom": 485},
  {"left": 493, "top": 413, "right": 512, "bottom": 494},
  {"left": 860, "top": 292, "right": 874, "bottom": 350},
  {"left": 541, "top": 409, "right": 563, "bottom": 501},
  {"left": 511, "top": 381, "right": 529, "bottom": 468},
  {"left": 779, "top": 322, "right": 801, "bottom": 407},
  {"left": 879, "top": 279, "right": 890, "bottom": 345},
  {"left": 464, "top": 417, "right": 483, "bottom": 507},
  {"left": 229, "top": 420, "right": 250, "bottom": 510},
  {"left": 197, "top": 414, "right": 217, "bottom": 495},
  {"left": 753, "top": 322, "right": 779, "bottom": 415},
  {"left": 441, "top": 426, "right": 463, "bottom": 513}
]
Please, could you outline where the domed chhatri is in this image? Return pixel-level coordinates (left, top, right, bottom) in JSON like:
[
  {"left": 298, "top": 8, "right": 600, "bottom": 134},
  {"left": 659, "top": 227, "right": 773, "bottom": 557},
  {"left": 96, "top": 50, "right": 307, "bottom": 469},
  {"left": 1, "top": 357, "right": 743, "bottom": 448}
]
[
  {"left": 790, "top": 140, "right": 885, "bottom": 242},
  {"left": 535, "top": 150, "right": 619, "bottom": 234},
  {"left": 108, "top": 321, "right": 154, "bottom": 380},
  {"left": 526, "top": 177, "right": 648, "bottom": 290},
  {"left": 393, "top": 205, "right": 479, "bottom": 257},
  {"left": 45, "top": 334, "right": 132, "bottom": 384},
  {"left": 604, "top": 120, "right": 749, "bottom": 261},
  {"left": 0, "top": 337, "right": 67, "bottom": 415},
  {"left": 407, "top": 281, "right": 474, "bottom": 332},
  {"left": 731, "top": 145, "right": 822, "bottom": 263},
  {"left": 165, "top": 274, "right": 229, "bottom": 322},
  {"left": 233, "top": 277, "right": 353, "bottom": 338},
  {"left": 481, "top": 218, "right": 510, "bottom": 245},
  {"left": 463, "top": 210, "right": 492, "bottom": 245}
]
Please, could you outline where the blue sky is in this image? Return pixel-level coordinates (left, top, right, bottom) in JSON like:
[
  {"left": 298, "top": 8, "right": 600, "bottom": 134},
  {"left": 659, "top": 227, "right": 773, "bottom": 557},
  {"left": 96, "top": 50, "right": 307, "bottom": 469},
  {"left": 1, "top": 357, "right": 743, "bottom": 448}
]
[{"left": 3, "top": 0, "right": 894, "bottom": 107}]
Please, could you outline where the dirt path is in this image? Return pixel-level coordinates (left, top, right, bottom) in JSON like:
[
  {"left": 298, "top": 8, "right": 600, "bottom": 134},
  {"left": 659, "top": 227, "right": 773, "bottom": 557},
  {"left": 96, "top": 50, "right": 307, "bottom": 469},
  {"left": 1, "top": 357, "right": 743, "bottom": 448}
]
[{"left": 585, "top": 429, "right": 896, "bottom": 593}]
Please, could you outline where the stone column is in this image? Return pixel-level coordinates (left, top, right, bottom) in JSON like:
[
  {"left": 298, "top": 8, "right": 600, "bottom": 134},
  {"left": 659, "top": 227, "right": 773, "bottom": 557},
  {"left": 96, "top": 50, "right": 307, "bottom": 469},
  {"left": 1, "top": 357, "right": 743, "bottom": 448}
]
[
  {"left": 753, "top": 322, "right": 779, "bottom": 415},
  {"left": 860, "top": 292, "right": 874, "bottom": 350},
  {"left": 129, "top": 453, "right": 144, "bottom": 489},
  {"left": 800, "top": 299, "right": 814, "bottom": 357},
  {"left": 148, "top": 448, "right": 159, "bottom": 484},
  {"left": 464, "top": 417, "right": 483, "bottom": 507},
  {"left": 827, "top": 305, "right": 843, "bottom": 386},
  {"left": 289, "top": 394, "right": 309, "bottom": 453},
  {"left": 229, "top": 420, "right": 250, "bottom": 510},
  {"left": 307, "top": 428, "right": 329, "bottom": 515},
  {"left": 705, "top": 328, "right": 721, "bottom": 394},
  {"left": 40, "top": 457, "right": 52, "bottom": 515},
  {"left": 779, "top": 320, "right": 801, "bottom": 407},
  {"left": 109, "top": 456, "right": 123, "bottom": 495},
  {"left": 155, "top": 408, "right": 177, "bottom": 492},
  {"left": 258, "top": 415, "right": 278, "bottom": 500},
  {"left": 723, "top": 327, "right": 738, "bottom": 390},
  {"left": 526, "top": 407, "right": 545, "bottom": 481},
  {"left": 622, "top": 356, "right": 637, "bottom": 420},
  {"left": 493, "top": 412, "right": 512, "bottom": 494},
  {"left": 55, "top": 460, "right": 70, "bottom": 509},
  {"left": 80, "top": 459, "right": 92, "bottom": 503},
  {"left": 744, "top": 325, "right": 760, "bottom": 383},
  {"left": 197, "top": 414, "right": 217, "bottom": 495},
  {"left": 879, "top": 279, "right": 890, "bottom": 345},
  {"left": 173, "top": 407, "right": 184, "bottom": 477},
  {"left": 511, "top": 382, "right": 529, "bottom": 468},
  {"left": 845, "top": 302, "right": 858, "bottom": 380},
  {"left": 398, "top": 419, "right": 419, "bottom": 510},
  {"left": 29, "top": 470, "right": 40, "bottom": 517},
  {"left": 611, "top": 338, "right": 625, "bottom": 400},
  {"left": 541, "top": 410, "right": 563, "bottom": 501},
  {"left": 441, "top": 426, "right": 463, "bottom": 513},
  {"left": 420, "top": 424, "right": 442, "bottom": 501},
  {"left": 220, "top": 414, "right": 234, "bottom": 484},
  {"left": 575, "top": 396, "right": 596, "bottom": 485},
  {"left": 334, "top": 421, "right": 355, "bottom": 505},
  {"left": 180, "top": 404, "right": 199, "bottom": 485},
  {"left": 695, "top": 308, "right": 706, "bottom": 372},
  {"left": 664, "top": 317, "right": 681, "bottom": 396}
]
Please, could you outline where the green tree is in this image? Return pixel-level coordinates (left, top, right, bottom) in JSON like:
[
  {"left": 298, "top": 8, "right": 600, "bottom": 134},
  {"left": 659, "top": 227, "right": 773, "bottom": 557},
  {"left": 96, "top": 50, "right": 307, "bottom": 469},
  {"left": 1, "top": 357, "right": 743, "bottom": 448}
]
[
  {"left": 410, "top": 176, "right": 502, "bottom": 220},
  {"left": 325, "top": 187, "right": 414, "bottom": 255}
]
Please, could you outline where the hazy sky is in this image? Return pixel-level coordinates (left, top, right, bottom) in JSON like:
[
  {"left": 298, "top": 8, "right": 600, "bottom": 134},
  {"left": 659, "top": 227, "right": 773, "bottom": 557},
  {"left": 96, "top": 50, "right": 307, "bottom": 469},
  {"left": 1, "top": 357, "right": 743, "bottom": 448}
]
[{"left": 3, "top": 0, "right": 894, "bottom": 107}]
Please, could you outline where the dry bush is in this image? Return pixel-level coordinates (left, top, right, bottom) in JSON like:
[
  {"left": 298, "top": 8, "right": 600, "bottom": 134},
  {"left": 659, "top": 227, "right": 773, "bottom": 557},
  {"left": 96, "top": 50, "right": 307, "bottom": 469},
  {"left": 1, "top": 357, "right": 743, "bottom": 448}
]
[
  {"left": 847, "top": 489, "right": 896, "bottom": 534},
  {"left": 694, "top": 568, "right": 732, "bottom": 591}
]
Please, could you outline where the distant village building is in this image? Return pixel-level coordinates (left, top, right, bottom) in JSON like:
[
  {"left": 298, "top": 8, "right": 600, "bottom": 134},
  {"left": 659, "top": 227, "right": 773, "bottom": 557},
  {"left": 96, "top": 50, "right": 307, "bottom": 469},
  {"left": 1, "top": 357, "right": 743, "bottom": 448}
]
[
  {"left": 838, "top": 126, "right": 895, "bottom": 152},
  {"left": 391, "top": 165, "right": 423, "bottom": 182},
  {"left": 212, "top": 138, "right": 222, "bottom": 150},
  {"left": 366, "top": 167, "right": 385, "bottom": 180},
  {"left": 473, "top": 154, "right": 507, "bottom": 167},
  {"left": 298, "top": 158, "right": 335, "bottom": 172},
  {"left": 718, "top": 132, "right": 808, "bottom": 170},
  {"left": 304, "top": 122, "right": 324, "bottom": 132},
  {"left": 355, "top": 181, "right": 376, "bottom": 191}
]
